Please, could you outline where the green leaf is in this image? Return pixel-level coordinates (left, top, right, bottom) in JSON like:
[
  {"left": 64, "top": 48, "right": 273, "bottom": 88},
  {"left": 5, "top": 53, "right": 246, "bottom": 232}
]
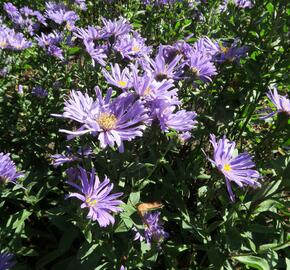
[{"left": 234, "top": 255, "right": 270, "bottom": 270}]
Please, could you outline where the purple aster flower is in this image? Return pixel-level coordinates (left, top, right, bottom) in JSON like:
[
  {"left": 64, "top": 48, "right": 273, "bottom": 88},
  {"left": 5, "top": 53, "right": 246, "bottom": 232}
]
[
  {"left": 45, "top": 2, "right": 79, "bottom": 29},
  {"left": 32, "top": 86, "right": 48, "bottom": 98},
  {"left": 83, "top": 40, "right": 107, "bottom": 66},
  {"left": 0, "top": 67, "right": 8, "bottom": 77},
  {"left": 0, "top": 152, "right": 23, "bottom": 184},
  {"left": 216, "top": 40, "right": 248, "bottom": 62},
  {"left": 74, "top": 25, "right": 103, "bottom": 42},
  {"left": 17, "top": 84, "right": 23, "bottom": 94},
  {"left": 178, "top": 131, "right": 191, "bottom": 143},
  {"left": 35, "top": 31, "right": 63, "bottom": 48},
  {"left": 66, "top": 166, "right": 123, "bottom": 227},
  {"left": 143, "top": 45, "right": 182, "bottom": 81},
  {"left": 33, "top": 11, "right": 47, "bottom": 26},
  {"left": 131, "top": 67, "right": 177, "bottom": 102},
  {"left": 208, "top": 134, "right": 261, "bottom": 201},
  {"left": 193, "top": 37, "right": 220, "bottom": 59},
  {"left": 114, "top": 32, "right": 152, "bottom": 60},
  {"left": 51, "top": 153, "right": 78, "bottom": 167},
  {"left": 134, "top": 211, "right": 168, "bottom": 245},
  {"left": 261, "top": 88, "right": 290, "bottom": 119},
  {"left": 102, "top": 64, "right": 132, "bottom": 90},
  {"left": 3, "top": 2, "right": 22, "bottom": 25},
  {"left": 156, "top": 102, "right": 197, "bottom": 132},
  {"left": 219, "top": 0, "right": 229, "bottom": 12},
  {"left": 75, "top": 0, "right": 87, "bottom": 10},
  {"left": 47, "top": 45, "right": 64, "bottom": 59},
  {"left": 101, "top": 17, "right": 132, "bottom": 39},
  {"left": 0, "top": 252, "right": 16, "bottom": 270},
  {"left": 186, "top": 51, "right": 217, "bottom": 82},
  {"left": 53, "top": 88, "right": 148, "bottom": 152},
  {"left": 234, "top": 0, "right": 253, "bottom": 8}
]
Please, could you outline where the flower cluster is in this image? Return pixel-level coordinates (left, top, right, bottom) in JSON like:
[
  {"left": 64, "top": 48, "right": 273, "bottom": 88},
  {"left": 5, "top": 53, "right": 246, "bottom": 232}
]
[{"left": 0, "top": 24, "right": 31, "bottom": 50}]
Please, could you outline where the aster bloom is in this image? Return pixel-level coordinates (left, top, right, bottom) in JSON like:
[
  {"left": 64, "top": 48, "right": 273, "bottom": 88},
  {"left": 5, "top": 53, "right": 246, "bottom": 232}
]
[
  {"left": 114, "top": 32, "right": 152, "bottom": 59},
  {"left": 32, "top": 86, "right": 48, "bottom": 98},
  {"left": 143, "top": 45, "right": 182, "bottom": 81},
  {"left": 132, "top": 70, "right": 177, "bottom": 102},
  {"left": 157, "top": 102, "right": 197, "bottom": 132},
  {"left": 261, "top": 88, "right": 290, "bottom": 119},
  {"left": 208, "top": 134, "right": 261, "bottom": 201},
  {"left": 0, "top": 152, "right": 23, "bottom": 184},
  {"left": 66, "top": 167, "right": 123, "bottom": 227},
  {"left": 74, "top": 25, "right": 103, "bottom": 42},
  {"left": 83, "top": 40, "right": 107, "bottom": 66},
  {"left": 45, "top": 2, "right": 79, "bottom": 29},
  {"left": 234, "top": 0, "right": 253, "bottom": 8},
  {"left": 101, "top": 17, "right": 132, "bottom": 39},
  {"left": 35, "top": 31, "right": 63, "bottom": 48},
  {"left": 75, "top": 0, "right": 87, "bottom": 10},
  {"left": 186, "top": 51, "right": 217, "bottom": 82},
  {"left": 134, "top": 211, "right": 168, "bottom": 245},
  {"left": 0, "top": 252, "right": 16, "bottom": 270},
  {"left": 216, "top": 40, "right": 248, "bottom": 62},
  {"left": 193, "top": 37, "right": 220, "bottom": 59},
  {"left": 102, "top": 64, "right": 132, "bottom": 90},
  {"left": 53, "top": 88, "right": 147, "bottom": 152}
]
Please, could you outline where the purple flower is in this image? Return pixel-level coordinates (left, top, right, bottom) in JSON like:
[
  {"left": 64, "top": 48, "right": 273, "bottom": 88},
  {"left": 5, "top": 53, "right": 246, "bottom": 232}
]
[
  {"left": 0, "top": 152, "right": 23, "bottom": 184},
  {"left": 114, "top": 32, "right": 152, "bottom": 59},
  {"left": 75, "top": 0, "right": 87, "bottom": 10},
  {"left": 66, "top": 167, "right": 123, "bottom": 227},
  {"left": 0, "top": 252, "right": 16, "bottom": 270},
  {"left": 53, "top": 88, "right": 148, "bottom": 152},
  {"left": 234, "top": 0, "right": 253, "bottom": 8},
  {"left": 45, "top": 2, "right": 79, "bottom": 29},
  {"left": 193, "top": 37, "right": 220, "bottom": 59},
  {"left": 216, "top": 40, "right": 248, "bottom": 62},
  {"left": 143, "top": 45, "right": 182, "bottom": 81},
  {"left": 208, "top": 134, "right": 261, "bottom": 201},
  {"left": 83, "top": 40, "right": 107, "bottom": 66},
  {"left": 186, "top": 51, "right": 217, "bottom": 82},
  {"left": 134, "top": 211, "right": 168, "bottom": 245},
  {"left": 101, "top": 17, "right": 131, "bottom": 38},
  {"left": 32, "top": 86, "right": 48, "bottom": 98},
  {"left": 51, "top": 154, "right": 78, "bottom": 167},
  {"left": 102, "top": 64, "right": 132, "bottom": 90},
  {"left": 47, "top": 45, "right": 64, "bottom": 59},
  {"left": 74, "top": 25, "right": 103, "bottom": 41},
  {"left": 262, "top": 88, "right": 290, "bottom": 119},
  {"left": 132, "top": 70, "right": 177, "bottom": 102},
  {"left": 157, "top": 102, "right": 197, "bottom": 132},
  {"left": 0, "top": 28, "right": 31, "bottom": 50},
  {"left": 178, "top": 131, "right": 191, "bottom": 143},
  {"left": 35, "top": 31, "right": 63, "bottom": 47}
]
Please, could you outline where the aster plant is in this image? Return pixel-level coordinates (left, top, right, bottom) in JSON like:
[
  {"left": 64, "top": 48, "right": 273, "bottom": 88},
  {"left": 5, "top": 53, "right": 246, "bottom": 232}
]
[
  {"left": 208, "top": 134, "right": 261, "bottom": 201},
  {"left": 66, "top": 167, "right": 123, "bottom": 227}
]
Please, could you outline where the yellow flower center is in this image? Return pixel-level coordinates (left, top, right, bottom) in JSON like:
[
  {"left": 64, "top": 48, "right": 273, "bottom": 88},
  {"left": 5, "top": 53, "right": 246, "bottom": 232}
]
[
  {"left": 97, "top": 112, "right": 117, "bottom": 130},
  {"left": 0, "top": 41, "right": 7, "bottom": 48},
  {"left": 191, "top": 67, "right": 200, "bottom": 76},
  {"left": 118, "top": 80, "right": 127, "bottom": 88},
  {"left": 220, "top": 45, "right": 230, "bottom": 54},
  {"left": 86, "top": 197, "right": 98, "bottom": 207},
  {"left": 132, "top": 45, "right": 140, "bottom": 52},
  {"left": 223, "top": 164, "right": 232, "bottom": 172},
  {"left": 144, "top": 87, "right": 151, "bottom": 96}
]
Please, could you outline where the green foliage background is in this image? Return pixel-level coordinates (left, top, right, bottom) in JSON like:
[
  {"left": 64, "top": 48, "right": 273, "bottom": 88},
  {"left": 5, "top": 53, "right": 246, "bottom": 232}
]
[{"left": 0, "top": 0, "right": 289, "bottom": 269}]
